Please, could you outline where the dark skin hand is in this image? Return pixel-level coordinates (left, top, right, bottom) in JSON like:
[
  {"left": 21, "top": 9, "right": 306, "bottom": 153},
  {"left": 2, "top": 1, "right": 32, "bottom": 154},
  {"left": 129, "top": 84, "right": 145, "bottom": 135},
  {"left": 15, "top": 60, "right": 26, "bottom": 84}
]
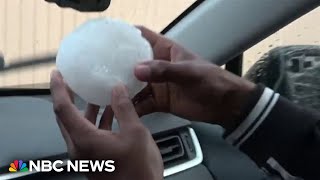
[
  {"left": 134, "top": 27, "right": 256, "bottom": 132},
  {"left": 50, "top": 70, "right": 163, "bottom": 180},
  {"left": 49, "top": 26, "right": 256, "bottom": 180}
]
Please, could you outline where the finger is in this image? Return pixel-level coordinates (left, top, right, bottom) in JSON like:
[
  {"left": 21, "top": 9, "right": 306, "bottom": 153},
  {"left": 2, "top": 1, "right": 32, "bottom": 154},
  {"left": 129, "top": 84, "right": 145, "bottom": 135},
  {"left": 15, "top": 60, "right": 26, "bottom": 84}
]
[
  {"left": 136, "top": 26, "right": 173, "bottom": 48},
  {"left": 135, "top": 96, "right": 157, "bottom": 117},
  {"left": 134, "top": 60, "right": 200, "bottom": 83},
  {"left": 137, "top": 26, "right": 177, "bottom": 60},
  {"left": 171, "top": 45, "right": 200, "bottom": 62},
  {"left": 50, "top": 70, "right": 96, "bottom": 136},
  {"left": 111, "top": 84, "right": 140, "bottom": 131},
  {"left": 137, "top": 26, "right": 198, "bottom": 61},
  {"left": 56, "top": 118, "right": 74, "bottom": 150},
  {"left": 99, "top": 106, "right": 114, "bottom": 130},
  {"left": 132, "top": 85, "right": 152, "bottom": 104},
  {"left": 66, "top": 85, "right": 74, "bottom": 104},
  {"left": 85, "top": 104, "right": 100, "bottom": 125},
  {"left": 53, "top": 75, "right": 74, "bottom": 149}
]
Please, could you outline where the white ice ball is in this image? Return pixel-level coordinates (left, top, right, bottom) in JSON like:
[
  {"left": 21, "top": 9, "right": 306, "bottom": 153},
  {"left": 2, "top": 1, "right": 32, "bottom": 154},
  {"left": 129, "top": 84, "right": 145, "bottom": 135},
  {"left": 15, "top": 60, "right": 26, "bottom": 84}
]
[{"left": 56, "top": 18, "right": 153, "bottom": 106}]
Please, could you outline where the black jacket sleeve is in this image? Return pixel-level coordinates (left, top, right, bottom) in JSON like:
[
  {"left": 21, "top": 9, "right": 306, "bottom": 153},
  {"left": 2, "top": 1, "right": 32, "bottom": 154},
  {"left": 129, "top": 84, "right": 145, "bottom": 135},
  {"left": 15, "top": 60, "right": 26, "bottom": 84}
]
[{"left": 226, "top": 85, "right": 320, "bottom": 180}]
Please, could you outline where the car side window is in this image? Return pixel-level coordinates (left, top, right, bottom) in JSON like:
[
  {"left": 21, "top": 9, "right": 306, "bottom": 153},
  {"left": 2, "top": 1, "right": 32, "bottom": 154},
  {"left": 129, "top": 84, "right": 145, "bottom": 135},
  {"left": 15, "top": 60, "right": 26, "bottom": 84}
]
[
  {"left": 0, "top": 0, "right": 195, "bottom": 88},
  {"left": 243, "top": 7, "right": 320, "bottom": 74}
]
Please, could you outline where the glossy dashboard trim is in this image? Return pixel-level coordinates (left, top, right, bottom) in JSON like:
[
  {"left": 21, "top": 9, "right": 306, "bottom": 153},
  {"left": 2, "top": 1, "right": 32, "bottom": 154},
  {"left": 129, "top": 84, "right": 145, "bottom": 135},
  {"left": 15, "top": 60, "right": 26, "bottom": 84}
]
[{"left": 164, "top": 128, "right": 203, "bottom": 177}]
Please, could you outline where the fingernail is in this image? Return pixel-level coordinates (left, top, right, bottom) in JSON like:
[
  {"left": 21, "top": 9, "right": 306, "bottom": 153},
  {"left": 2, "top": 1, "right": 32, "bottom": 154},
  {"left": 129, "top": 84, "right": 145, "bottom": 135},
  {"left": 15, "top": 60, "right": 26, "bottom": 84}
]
[
  {"left": 51, "top": 70, "right": 62, "bottom": 79},
  {"left": 50, "top": 70, "right": 58, "bottom": 79},
  {"left": 134, "top": 65, "right": 151, "bottom": 80},
  {"left": 50, "top": 70, "right": 64, "bottom": 86},
  {"left": 113, "top": 84, "right": 129, "bottom": 98},
  {"left": 50, "top": 71, "right": 59, "bottom": 84}
]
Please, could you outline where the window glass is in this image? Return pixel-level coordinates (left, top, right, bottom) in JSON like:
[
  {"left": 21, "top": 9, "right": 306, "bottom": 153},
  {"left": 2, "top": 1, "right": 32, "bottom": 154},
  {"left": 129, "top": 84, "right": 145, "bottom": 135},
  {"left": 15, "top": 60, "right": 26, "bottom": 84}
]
[
  {"left": 0, "top": 0, "right": 195, "bottom": 88},
  {"left": 243, "top": 7, "right": 320, "bottom": 74}
]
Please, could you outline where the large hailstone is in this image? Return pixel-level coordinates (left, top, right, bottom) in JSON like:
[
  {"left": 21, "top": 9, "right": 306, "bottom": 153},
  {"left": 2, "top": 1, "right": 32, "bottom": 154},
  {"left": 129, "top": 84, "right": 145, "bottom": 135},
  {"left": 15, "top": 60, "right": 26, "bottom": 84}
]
[{"left": 56, "top": 18, "right": 153, "bottom": 106}]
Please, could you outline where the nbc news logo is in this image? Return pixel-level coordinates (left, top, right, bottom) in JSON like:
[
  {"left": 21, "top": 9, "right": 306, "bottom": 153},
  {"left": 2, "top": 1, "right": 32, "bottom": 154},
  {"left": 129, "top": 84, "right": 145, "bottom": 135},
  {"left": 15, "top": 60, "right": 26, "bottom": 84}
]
[{"left": 7, "top": 159, "right": 115, "bottom": 173}]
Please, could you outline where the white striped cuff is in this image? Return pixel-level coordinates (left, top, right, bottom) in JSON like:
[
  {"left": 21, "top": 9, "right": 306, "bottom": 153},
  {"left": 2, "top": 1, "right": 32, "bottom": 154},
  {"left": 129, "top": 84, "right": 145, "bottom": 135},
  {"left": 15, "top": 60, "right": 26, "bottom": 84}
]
[{"left": 226, "top": 87, "right": 280, "bottom": 147}]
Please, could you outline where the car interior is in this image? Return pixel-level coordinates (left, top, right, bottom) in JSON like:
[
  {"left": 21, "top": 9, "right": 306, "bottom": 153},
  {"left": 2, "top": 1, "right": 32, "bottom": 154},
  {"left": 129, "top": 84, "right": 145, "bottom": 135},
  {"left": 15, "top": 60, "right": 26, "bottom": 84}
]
[{"left": 0, "top": 0, "right": 320, "bottom": 179}]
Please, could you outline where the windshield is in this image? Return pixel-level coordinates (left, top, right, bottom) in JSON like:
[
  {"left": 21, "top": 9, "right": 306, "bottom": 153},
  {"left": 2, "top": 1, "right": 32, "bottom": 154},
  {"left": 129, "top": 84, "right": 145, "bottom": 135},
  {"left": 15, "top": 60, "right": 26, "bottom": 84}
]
[{"left": 0, "top": 0, "right": 195, "bottom": 89}]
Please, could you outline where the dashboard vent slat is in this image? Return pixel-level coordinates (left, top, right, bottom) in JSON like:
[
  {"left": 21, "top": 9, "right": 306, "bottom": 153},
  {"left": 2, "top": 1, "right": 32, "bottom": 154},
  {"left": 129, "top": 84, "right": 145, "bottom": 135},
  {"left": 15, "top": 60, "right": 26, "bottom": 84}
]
[{"left": 156, "top": 135, "right": 185, "bottom": 164}]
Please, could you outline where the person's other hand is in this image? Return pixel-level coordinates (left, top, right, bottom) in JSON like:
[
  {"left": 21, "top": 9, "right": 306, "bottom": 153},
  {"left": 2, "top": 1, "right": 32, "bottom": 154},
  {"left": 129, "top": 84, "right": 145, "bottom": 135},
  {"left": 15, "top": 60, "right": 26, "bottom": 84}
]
[
  {"left": 133, "top": 27, "right": 256, "bottom": 131},
  {"left": 50, "top": 70, "right": 163, "bottom": 180}
]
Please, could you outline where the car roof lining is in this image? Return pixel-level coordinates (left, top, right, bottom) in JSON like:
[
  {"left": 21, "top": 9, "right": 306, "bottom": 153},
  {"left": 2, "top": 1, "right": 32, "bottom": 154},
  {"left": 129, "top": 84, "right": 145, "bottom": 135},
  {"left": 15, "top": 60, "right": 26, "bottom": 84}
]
[{"left": 165, "top": 0, "right": 320, "bottom": 65}]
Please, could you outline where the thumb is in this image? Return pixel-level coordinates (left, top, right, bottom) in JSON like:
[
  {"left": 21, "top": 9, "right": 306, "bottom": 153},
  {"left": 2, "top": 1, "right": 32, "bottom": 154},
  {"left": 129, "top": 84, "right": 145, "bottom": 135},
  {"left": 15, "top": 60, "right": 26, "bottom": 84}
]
[
  {"left": 111, "top": 84, "right": 141, "bottom": 131},
  {"left": 134, "top": 60, "right": 199, "bottom": 83}
]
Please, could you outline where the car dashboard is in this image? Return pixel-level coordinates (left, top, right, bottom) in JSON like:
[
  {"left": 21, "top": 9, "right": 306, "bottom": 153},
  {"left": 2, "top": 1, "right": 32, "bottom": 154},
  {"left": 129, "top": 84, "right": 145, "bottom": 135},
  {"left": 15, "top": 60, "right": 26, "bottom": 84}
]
[
  {"left": 0, "top": 94, "right": 213, "bottom": 180},
  {"left": 0, "top": 87, "right": 268, "bottom": 180}
]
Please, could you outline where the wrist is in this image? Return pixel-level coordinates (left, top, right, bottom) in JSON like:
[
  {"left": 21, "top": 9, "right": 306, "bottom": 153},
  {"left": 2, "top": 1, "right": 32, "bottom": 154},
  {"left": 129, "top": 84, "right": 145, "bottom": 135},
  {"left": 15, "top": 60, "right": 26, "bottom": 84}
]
[{"left": 218, "top": 80, "right": 259, "bottom": 133}]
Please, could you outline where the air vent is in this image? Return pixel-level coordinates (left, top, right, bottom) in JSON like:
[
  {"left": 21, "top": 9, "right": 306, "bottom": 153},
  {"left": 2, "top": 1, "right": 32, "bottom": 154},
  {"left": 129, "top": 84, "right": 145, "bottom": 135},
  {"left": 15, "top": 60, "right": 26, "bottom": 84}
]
[{"left": 156, "top": 135, "right": 185, "bottom": 165}]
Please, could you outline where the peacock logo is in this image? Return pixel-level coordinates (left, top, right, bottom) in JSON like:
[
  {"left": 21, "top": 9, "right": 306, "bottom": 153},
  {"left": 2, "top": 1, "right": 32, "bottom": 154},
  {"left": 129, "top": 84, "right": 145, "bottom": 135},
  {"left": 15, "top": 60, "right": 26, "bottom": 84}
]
[{"left": 9, "top": 160, "right": 29, "bottom": 172}]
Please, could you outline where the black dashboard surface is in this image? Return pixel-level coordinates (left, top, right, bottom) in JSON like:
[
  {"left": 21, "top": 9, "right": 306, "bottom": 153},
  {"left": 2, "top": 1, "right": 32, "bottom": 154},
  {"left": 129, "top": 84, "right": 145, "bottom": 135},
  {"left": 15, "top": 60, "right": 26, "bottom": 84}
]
[
  {"left": 0, "top": 96, "right": 190, "bottom": 166},
  {"left": 0, "top": 96, "right": 208, "bottom": 180},
  {"left": 16, "top": 164, "right": 213, "bottom": 180},
  {"left": 0, "top": 96, "right": 267, "bottom": 180}
]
